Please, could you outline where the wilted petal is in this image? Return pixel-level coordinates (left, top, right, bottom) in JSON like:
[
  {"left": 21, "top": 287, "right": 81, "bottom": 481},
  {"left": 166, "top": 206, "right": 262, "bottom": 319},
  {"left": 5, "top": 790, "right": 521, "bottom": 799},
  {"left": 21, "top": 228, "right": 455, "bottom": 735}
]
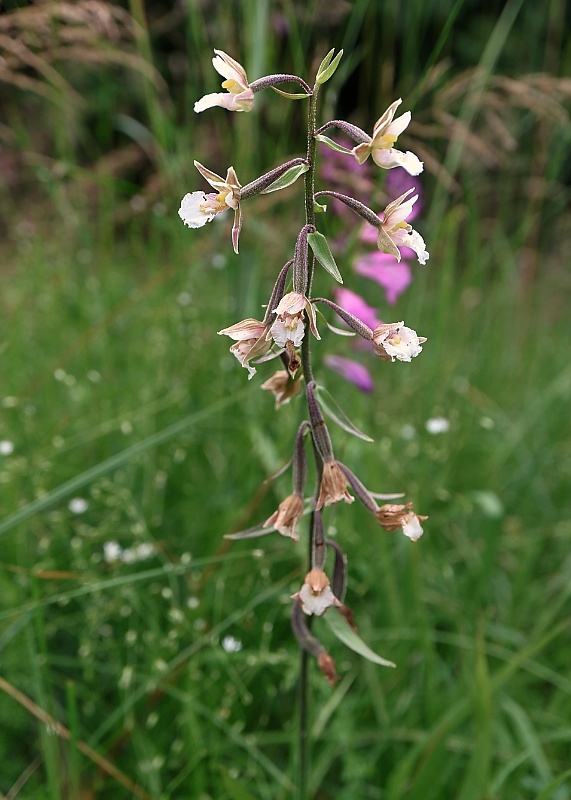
[
  {"left": 317, "top": 461, "right": 355, "bottom": 510},
  {"left": 218, "top": 318, "right": 266, "bottom": 340},
  {"left": 376, "top": 502, "right": 427, "bottom": 541},
  {"left": 260, "top": 370, "right": 302, "bottom": 408},
  {"left": 264, "top": 493, "right": 304, "bottom": 540}
]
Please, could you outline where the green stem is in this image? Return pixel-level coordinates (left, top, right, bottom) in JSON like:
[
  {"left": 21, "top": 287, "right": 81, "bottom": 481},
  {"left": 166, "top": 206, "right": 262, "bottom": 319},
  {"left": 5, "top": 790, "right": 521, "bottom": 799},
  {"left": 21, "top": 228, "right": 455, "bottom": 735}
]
[
  {"left": 301, "top": 86, "right": 319, "bottom": 384},
  {"left": 299, "top": 81, "right": 320, "bottom": 800}
]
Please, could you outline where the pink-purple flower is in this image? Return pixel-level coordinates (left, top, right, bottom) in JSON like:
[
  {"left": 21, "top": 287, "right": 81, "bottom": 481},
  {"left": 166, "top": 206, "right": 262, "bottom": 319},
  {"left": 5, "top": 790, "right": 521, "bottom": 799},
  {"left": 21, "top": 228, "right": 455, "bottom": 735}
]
[
  {"left": 353, "top": 253, "right": 412, "bottom": 305},
  {"left": 324, "top": 355, "right": 374, "bottom": 393}
]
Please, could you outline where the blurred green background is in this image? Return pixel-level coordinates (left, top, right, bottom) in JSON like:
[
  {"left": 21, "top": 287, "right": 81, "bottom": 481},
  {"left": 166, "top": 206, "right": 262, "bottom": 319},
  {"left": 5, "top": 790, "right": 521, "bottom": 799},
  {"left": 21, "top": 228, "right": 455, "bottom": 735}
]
[{"left": 1, "top": 1, "right": 571, "bottom": 798}]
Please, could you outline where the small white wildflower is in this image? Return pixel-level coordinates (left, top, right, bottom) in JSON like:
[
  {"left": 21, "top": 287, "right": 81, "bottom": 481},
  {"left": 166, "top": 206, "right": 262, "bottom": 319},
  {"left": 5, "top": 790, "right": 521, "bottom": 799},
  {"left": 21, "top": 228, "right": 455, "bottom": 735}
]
[
  {"left": 425, "top": 417, "right": 450, "bottom": 434},
  {"left": 222, "top": 635, "right": 243, "bottom": 653},
  {"left": 104, "top": 541, "right": 123, "bottom": 563},
  {"left": 68, "top": 497, "right": 88, "bottom": 514},
  {"left": 0, "top": 440, "right": 15, "bottom": 456}
]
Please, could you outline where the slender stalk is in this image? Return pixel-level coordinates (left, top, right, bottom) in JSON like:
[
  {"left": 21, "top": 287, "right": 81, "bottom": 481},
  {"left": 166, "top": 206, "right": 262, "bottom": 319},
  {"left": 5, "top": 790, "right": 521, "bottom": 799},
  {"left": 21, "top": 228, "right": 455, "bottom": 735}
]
[
  {"left": 301, "top": 86, "right": 319, "bottom": 384},
  {"left": 298, "top": 80, "right": 320, "bottom": 800}
]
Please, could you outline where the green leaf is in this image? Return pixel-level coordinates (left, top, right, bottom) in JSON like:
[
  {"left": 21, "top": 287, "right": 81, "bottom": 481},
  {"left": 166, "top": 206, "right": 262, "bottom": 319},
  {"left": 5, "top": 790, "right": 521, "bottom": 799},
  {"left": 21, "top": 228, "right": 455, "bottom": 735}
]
[
  {"left": 316, "top": 49, "right": 344, "bottom": 85},
  {"left": 314, "top": 134, "right": 354, "bottom": 155},
  {"left": 314, "top": 198, "right": 327, "bottom": 213},
  {"left": 270, "top": 86, "right": 311, "bottom": 100},
  {"left": 260, "top": 163, "right": 309, "bottom": 194},
  {"left": 315, "top": 384, "right": 373, "bottom": 442},
  {"left": 324, "top": 609, "right": 395, "bottom": 668},
  {"left": 307, "top": 232, "right": 343, "bottom": 283}
]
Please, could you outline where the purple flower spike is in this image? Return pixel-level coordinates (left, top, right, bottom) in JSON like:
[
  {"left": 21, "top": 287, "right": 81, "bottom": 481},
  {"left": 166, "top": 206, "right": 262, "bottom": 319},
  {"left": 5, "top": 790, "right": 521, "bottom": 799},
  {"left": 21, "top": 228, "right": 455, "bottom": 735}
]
[
  {"left": 354, "top": 252, "right": 412, "bottom": 305},
  {"left": 325, "top": 355, "right": 374, "bottom": 393},
  {"left": 334, "top": 287, "right": 381, "bottom": 331}
]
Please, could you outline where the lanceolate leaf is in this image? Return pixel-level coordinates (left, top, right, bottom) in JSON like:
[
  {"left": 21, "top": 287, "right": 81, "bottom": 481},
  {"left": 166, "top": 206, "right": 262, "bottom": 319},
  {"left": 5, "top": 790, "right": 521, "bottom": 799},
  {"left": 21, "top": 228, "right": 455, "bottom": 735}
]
[
  {"left": 307, "top": 232, "right": 343, "bottom": 283},
  {"left": 260, "top": 163, "right": 309, "bottom": 194},
  {"left": 271, "top": 87, "right": 311, "bottom": 100},
  {"left": 315, "top": 49, "right": 344, "bottom": 85},
  {"left": 315, "top": 384, "right": 373, "bottom": 442},
  {"left": 315, "top": 134, "right": 354, "bottom": 155},
  {"left": 324, "top": 609, "right": 396, "bottom": 668}
]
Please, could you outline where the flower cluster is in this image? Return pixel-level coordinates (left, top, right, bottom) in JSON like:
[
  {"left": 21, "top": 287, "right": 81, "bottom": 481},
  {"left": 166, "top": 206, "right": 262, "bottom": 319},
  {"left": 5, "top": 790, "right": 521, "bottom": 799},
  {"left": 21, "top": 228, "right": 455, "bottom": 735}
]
[{"left": 180, "top": 49, "right": 429, "bottom": 685}]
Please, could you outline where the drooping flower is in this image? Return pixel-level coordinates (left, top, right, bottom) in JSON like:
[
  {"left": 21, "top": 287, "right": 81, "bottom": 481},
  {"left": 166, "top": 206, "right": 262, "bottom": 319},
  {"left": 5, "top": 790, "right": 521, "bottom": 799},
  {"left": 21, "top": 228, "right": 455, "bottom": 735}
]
[
  {"left": 194, "top": 50, "right": 254, "bottom": 113},
  {"left": 376, "top": 502, "right": 427, "bottom": 542},
  {"left": 354, "top": 252, "right": 412, "bottom": 305},
  {"left": 264, "top": 493, "right": 304, "bottom": 541},
  {"left": 270, "top": 292, "right": 320, "bottom": 348},
  {"left": 352, "top": 99, "right": 423, "bottom": 176},
  {"left": 324, "top": 355, "right": 374, "bottom": 393},
  {"left": 217, "top": 318, "right": 271, "bottom": 379},
  {"left": 372, "top": 321, "right": 426, "bottom": 362},
  {"left": 317, "top": 460, "right": 355, "bottom": 510},
  {"left": 294, "top": 568, "right": 342, "bottom": 616},
  {"left": 377, "top": 189, "right": 429, "bottom": 265},
  {"left": 179, "top": 161, "right": 243, "bottom": 253},
  {"left": 260, "top": 370, "right": 302, "bottom": 408}
]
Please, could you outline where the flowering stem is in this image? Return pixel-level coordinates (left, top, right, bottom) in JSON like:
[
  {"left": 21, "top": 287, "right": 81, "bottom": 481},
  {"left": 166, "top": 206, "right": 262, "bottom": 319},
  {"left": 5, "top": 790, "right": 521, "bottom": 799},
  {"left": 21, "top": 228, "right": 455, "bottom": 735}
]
[{"left": 298, "top": 80, "right": 321, "bottom": 800}]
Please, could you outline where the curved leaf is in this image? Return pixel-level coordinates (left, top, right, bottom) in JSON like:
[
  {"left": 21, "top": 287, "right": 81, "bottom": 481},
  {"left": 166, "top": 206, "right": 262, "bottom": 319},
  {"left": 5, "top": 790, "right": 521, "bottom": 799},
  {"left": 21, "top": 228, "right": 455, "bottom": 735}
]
[
  {"left": 324, "top": 609, "right": 395, "bottom": 668},
  {"left": 315, "top": 384, "right": 373, "bottom": 442},
  {"left": 224, "top": 524, "right": 274, "bottom": 540},
  {"left": 270, "top": 87, "right": 311, "bottom": 100},
  {"left": 260, "top": 163, "right": 309, "bottom": 194},
  {"left": 307, "top": 232, "right": 343, "bottom": 283},
  {"left": 315, "top": 134, "right": 354, "bottom": 155}
]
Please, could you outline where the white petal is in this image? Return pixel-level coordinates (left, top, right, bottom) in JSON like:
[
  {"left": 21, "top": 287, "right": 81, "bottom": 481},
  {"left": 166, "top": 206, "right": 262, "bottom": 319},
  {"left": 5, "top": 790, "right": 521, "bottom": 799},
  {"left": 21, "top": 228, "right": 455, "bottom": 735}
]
[
  {"left": 270, "top": 318, "right": 305, "bottom": 348},
  {"left": 382, "top": 326, "right": 423, "bottom": 362},
  {"left": 385, "top": 110, "right": 412, "bottom": 138},
  {"left": 194, "top": 93, "right": 225, "bottom": 113},
  {"left": 402, "top": 515, "right": 424, "bottom": 541},
  {"left": 178, "top": 192, "right": 213, "bottom": 227},
  {"left": 372, "top": 147, "right": 424, "bottom": 176},
  {"left": 298, "top": 584, "right": 338, "bottom": 616},
  {"left": 404, "top": 229, "right": 429, "bottom": 265}
]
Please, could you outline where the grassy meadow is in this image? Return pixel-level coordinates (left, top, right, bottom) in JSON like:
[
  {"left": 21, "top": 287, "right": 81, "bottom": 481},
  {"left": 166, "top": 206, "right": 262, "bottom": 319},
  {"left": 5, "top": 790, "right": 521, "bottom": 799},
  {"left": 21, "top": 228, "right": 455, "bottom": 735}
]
[{"left": 1, "top": 1, "right": 571, "bottom": 798}]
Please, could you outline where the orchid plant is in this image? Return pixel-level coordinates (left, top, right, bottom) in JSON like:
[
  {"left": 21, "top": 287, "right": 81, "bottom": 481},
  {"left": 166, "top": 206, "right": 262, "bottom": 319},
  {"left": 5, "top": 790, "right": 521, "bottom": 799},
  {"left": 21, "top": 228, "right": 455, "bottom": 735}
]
[{"left": 180, "top": 48, "right": 429, "bottom": 794}]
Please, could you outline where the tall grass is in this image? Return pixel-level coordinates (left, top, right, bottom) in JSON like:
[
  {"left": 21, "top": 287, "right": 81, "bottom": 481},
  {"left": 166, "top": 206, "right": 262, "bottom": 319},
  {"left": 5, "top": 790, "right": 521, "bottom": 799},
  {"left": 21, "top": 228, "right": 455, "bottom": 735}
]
[{"left": 1, "top": 1, "right": 570, "bottom": 798}]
